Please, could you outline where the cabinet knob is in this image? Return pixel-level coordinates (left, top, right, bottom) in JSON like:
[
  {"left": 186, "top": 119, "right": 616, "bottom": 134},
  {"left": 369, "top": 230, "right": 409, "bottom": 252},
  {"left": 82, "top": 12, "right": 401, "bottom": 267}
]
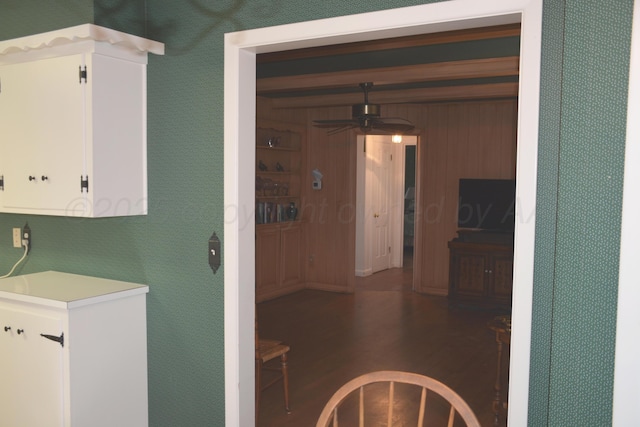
[
  {"left": 3, "top": 326, "right": 10, "bottom": 332},
  {"left": 41, "top": 175, "right": 48, "bottom": 181},
  {"left": 28, "top": 175, "right": 37, "bottom": 181},
  {"left": 16, "top": 329, "right": 24, "bottom": 335}
]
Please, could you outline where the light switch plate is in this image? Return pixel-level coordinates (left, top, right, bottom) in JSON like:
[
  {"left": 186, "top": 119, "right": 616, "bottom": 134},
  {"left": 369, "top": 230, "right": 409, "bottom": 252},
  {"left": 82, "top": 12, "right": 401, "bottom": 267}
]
[{"left": 209, "top": 232, "right": 221, "bottom": 274}]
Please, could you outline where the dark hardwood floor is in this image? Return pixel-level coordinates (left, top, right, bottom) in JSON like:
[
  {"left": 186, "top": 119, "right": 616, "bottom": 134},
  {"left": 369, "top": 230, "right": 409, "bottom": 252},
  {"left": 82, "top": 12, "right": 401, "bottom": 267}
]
[{"left": 257, "top": 250, "right": 509, "bottom": 426}]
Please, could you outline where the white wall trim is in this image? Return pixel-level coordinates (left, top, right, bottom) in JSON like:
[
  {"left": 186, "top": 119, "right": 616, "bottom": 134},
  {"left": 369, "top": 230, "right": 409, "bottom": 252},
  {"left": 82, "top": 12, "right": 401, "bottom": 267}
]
[
  {"left": 224, "top": 1, "right": 543, "bottom": 425},
  {"left": 612, "top": 1, "right": 640, "bottom": 424}
]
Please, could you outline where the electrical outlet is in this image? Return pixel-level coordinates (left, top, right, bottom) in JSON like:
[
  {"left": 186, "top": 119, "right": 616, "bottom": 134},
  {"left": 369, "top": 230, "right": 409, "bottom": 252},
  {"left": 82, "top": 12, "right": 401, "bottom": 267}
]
[
  {"left": 22, "top": 223, "right": 31, "bottom": 253},
  {"left": 12, "top": 228, "right": 21, "bottom": 248}
]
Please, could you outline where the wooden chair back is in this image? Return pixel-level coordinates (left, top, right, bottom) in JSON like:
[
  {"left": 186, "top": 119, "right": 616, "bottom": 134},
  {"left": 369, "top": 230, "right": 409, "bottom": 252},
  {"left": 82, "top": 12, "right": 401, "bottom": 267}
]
[{"left": 316, "top": 370, "right": 480, "bottom": 427}]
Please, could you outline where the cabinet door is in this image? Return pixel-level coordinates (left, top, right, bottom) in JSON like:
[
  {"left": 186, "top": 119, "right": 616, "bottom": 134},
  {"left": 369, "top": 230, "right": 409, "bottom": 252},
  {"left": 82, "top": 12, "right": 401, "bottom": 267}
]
[
  {"left": 0, "top": 306, "right": 64, "bottom": 427},
  {"left": 452, "top": 252, "right": 487, "bottom": 298},
  {"left": 256, "top": 226, "right": 281, "bottom": 295},
  {"left": 0, "top": 54, "right": 85, "bottom": 212},
  {"left": 280, "top": 224, "right": 303, "bottom": 288},
  {"left": 489, "top": 254, "right": 514, "bottom": 302}
]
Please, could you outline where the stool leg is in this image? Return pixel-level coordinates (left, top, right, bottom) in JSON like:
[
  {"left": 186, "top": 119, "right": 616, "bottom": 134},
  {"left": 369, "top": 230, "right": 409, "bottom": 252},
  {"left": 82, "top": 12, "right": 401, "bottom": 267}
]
[
  {"left": 256, "top": 358, "right": 262, "bottom": 425},
  {"left": 493, "top": 336, "right": 503, "bottom": 427},
  {"left": 281, "top": 353, "right": 291, "bottom": 414}
]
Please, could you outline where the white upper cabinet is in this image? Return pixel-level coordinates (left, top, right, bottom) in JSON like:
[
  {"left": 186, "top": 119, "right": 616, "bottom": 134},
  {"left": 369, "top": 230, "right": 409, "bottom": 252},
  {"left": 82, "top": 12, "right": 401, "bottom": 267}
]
[{"left": 0, "top": 25, "right": 164, "bottom": 217}]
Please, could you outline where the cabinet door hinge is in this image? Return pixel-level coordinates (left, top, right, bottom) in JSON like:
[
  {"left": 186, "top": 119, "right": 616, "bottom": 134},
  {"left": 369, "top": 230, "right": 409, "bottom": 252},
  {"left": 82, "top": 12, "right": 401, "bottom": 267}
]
[
  {"left": 80, "top": 175, "right": 89, "bottom": 193},
  {"left": 40, "top": 332, "right": 64, "bottom": 347},
  {"left": 0, "top": 175, "right": 3, "bottom": 191},
  {"left": 79, "top": 65, "right": 88, "bottom": 84}
]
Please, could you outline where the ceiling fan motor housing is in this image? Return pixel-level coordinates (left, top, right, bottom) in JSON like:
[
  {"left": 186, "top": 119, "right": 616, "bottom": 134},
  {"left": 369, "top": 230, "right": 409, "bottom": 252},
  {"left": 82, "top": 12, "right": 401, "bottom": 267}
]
[{"left": 352, "top": 103, "right": 380, "bottom": 118}]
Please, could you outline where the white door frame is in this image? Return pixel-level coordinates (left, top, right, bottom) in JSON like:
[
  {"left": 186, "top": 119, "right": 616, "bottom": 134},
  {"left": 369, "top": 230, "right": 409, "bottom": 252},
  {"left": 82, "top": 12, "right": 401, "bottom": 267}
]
[
  {"left": 224, "top": 1, "right": 543, "bottom": 425},
  {"left": 613, "top": 1, "right": 640, "bottom": 424}
]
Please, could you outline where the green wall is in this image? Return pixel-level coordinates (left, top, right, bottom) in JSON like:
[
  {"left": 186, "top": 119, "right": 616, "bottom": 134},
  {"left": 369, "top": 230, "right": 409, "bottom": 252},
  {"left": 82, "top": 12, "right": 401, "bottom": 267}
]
[{"left": 0, "top": 0, "right": 632, "bottom": 425}]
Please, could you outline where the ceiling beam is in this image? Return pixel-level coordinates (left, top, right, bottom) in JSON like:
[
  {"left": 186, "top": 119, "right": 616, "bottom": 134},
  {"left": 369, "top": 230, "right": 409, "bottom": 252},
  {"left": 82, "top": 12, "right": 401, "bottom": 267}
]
[
  {"left": 256, "top": 56, "right": 519, "bottom": 94},
  {"left": 265, "top": 82, "right": 519, "bottom": 108}
]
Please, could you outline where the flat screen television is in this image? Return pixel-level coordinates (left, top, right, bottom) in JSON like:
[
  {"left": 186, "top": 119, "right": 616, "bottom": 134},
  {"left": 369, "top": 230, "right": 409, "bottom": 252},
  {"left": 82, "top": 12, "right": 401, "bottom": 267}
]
[{"left": 457, "top": 178, "right": 516, "bottom": 231}]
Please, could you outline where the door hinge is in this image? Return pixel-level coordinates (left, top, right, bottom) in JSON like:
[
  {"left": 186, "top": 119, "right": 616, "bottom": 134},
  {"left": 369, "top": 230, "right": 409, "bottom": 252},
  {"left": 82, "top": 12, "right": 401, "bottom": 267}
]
[
  {"left": 79, "top": 65, "right": 88, "bottom": 84},
  {"left": 0, "top": 175, "right": 3, "bottom": 191},
  {"left": 80, "top": 175, "right": 89, "bottom": 193},
  {"left": 40, "top": 332, "right": 64, "bottom": 347}
]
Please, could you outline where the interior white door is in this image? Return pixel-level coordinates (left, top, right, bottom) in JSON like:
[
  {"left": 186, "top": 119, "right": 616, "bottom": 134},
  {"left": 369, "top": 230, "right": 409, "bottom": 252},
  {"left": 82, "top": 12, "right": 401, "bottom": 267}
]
[
  {"left": 0, "top": 306, "right": 64, "bottom": 427},
  {"left": 368, "top": 138, "right": 392, "bottom": 273}
]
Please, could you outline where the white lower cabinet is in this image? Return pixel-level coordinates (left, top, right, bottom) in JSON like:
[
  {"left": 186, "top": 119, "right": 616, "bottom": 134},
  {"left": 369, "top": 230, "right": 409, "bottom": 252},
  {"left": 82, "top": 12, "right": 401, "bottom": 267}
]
[{"left": 0, "top": 271, "right": 149, "bottom": 427}]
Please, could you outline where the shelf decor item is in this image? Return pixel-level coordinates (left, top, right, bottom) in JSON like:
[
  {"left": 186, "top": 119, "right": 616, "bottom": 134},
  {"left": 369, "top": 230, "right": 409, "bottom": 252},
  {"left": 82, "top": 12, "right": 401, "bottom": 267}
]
[{"left": 286, "top": 202, "right": 298, "bottom": 221}]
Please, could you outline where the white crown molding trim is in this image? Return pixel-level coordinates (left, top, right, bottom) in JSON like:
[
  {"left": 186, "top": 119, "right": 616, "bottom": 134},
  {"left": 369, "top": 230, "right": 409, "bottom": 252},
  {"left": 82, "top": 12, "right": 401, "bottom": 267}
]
[{"left": 0, "top": 24, "right": 164, "bottom": 57}]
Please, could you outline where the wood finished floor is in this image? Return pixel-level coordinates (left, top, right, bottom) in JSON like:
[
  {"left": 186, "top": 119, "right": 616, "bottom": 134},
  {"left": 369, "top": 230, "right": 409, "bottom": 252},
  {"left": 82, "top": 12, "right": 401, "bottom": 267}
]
[{"left": 257, "top": 251, "right": 510, "bottom": 427}]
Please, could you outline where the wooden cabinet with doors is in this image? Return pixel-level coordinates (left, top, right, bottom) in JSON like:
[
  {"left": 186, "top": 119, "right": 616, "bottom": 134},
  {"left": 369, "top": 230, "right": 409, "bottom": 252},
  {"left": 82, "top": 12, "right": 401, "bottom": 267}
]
[
  {"left": 255, "top": 120, "right": 305, "bottom": 301},
  {"left": 448, "top": 233, "right": 513, "bottom": 310},
  {"left": 256, "top": 222, "right": 304, "bottom": 302}
]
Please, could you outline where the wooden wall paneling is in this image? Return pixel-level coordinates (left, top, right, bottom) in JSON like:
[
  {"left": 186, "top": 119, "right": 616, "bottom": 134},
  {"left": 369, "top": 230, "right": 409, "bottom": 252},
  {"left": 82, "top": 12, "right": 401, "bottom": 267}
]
[
  {"left": 415, "top": 100, "right": 518, "bottom": 296},
  {"left": 498, "top": 100, "right": 518, "bottom": 178},
  {"left": 479, "top": 102, "right": 498, "bottom": 176},
  {"left": 257, "top": 98, "right": 517, "bottom": 299},
  {"left": 466, "top": 103, "right": 482, "bottom": 178},
  {"left": 304, "top": 106, "right": 355, "bottom": 293},
  {"left": 444, "top": 103, "right": 468, "bottom": 285},
  {"left": 257, "top": 96, "right": 308, "bottom": 124},
  {"left": 419, "top": 104, "right": 450, "bottom": 294}
]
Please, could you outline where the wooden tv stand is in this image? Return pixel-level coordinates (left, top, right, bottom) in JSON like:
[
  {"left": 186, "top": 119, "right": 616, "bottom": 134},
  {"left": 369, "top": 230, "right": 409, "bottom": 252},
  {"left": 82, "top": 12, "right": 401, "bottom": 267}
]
[{"left": 448, "top": 230, "right": 514, "bottom": 310}]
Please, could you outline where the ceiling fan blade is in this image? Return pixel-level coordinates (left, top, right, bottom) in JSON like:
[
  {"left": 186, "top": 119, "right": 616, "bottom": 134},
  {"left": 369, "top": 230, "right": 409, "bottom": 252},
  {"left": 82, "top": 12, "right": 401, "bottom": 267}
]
[
  {"left": 326, "top": 124, "right": 360, "bottom": 135},
  {"left": 313, "top": 119, "right": 359, "bottom": 128},
  {"left": 369, "top": 117, "right": 415, "bottom": 134}
]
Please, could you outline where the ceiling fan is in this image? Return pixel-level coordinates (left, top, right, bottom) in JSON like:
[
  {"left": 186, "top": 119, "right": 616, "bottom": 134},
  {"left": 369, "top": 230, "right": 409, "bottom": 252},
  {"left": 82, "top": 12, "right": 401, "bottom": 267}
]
[{"left": 312, "top": 82, "right": 415, "bottom": 135}]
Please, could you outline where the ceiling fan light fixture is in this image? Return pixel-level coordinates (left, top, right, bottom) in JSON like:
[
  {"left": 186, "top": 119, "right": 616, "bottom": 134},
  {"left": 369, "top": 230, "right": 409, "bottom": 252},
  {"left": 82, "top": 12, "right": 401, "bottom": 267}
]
[{"left": 352, "top": 103, "right": 380, "bottom": 118}]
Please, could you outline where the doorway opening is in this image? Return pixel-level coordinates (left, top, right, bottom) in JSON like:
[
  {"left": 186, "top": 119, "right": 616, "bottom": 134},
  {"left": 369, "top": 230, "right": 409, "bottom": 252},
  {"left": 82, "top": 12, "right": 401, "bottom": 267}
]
[
  {"left": 224, "top": 2, "right": 542, "bottom": 425},
  {"left": 355, "top": 134, "right": 418, "bottom": 281}
]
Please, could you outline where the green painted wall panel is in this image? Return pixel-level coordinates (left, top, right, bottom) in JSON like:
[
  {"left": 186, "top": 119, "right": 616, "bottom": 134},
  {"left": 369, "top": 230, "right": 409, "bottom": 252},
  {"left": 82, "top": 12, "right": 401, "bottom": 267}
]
[
  {"left": 0, "top": 1, "right": 94, "bottom": 38},
  {"left": 528, "top": 0, "right": 566, "bottom": 424},
  {"left": 548, "top": 1, "right": 631, "bottom": 425},
  {"left": 0, "top": 0, "right": 632, "bottom": 425}
]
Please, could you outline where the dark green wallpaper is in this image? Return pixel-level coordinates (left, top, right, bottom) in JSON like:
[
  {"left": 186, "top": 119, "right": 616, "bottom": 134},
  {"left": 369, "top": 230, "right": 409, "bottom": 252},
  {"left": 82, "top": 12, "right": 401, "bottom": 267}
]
[
  {"left": 0, "top": 0, "right": 632, "bottom": 426},
  {"left": 549, "top": 1, "right": 631, "bottom": 425}
]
